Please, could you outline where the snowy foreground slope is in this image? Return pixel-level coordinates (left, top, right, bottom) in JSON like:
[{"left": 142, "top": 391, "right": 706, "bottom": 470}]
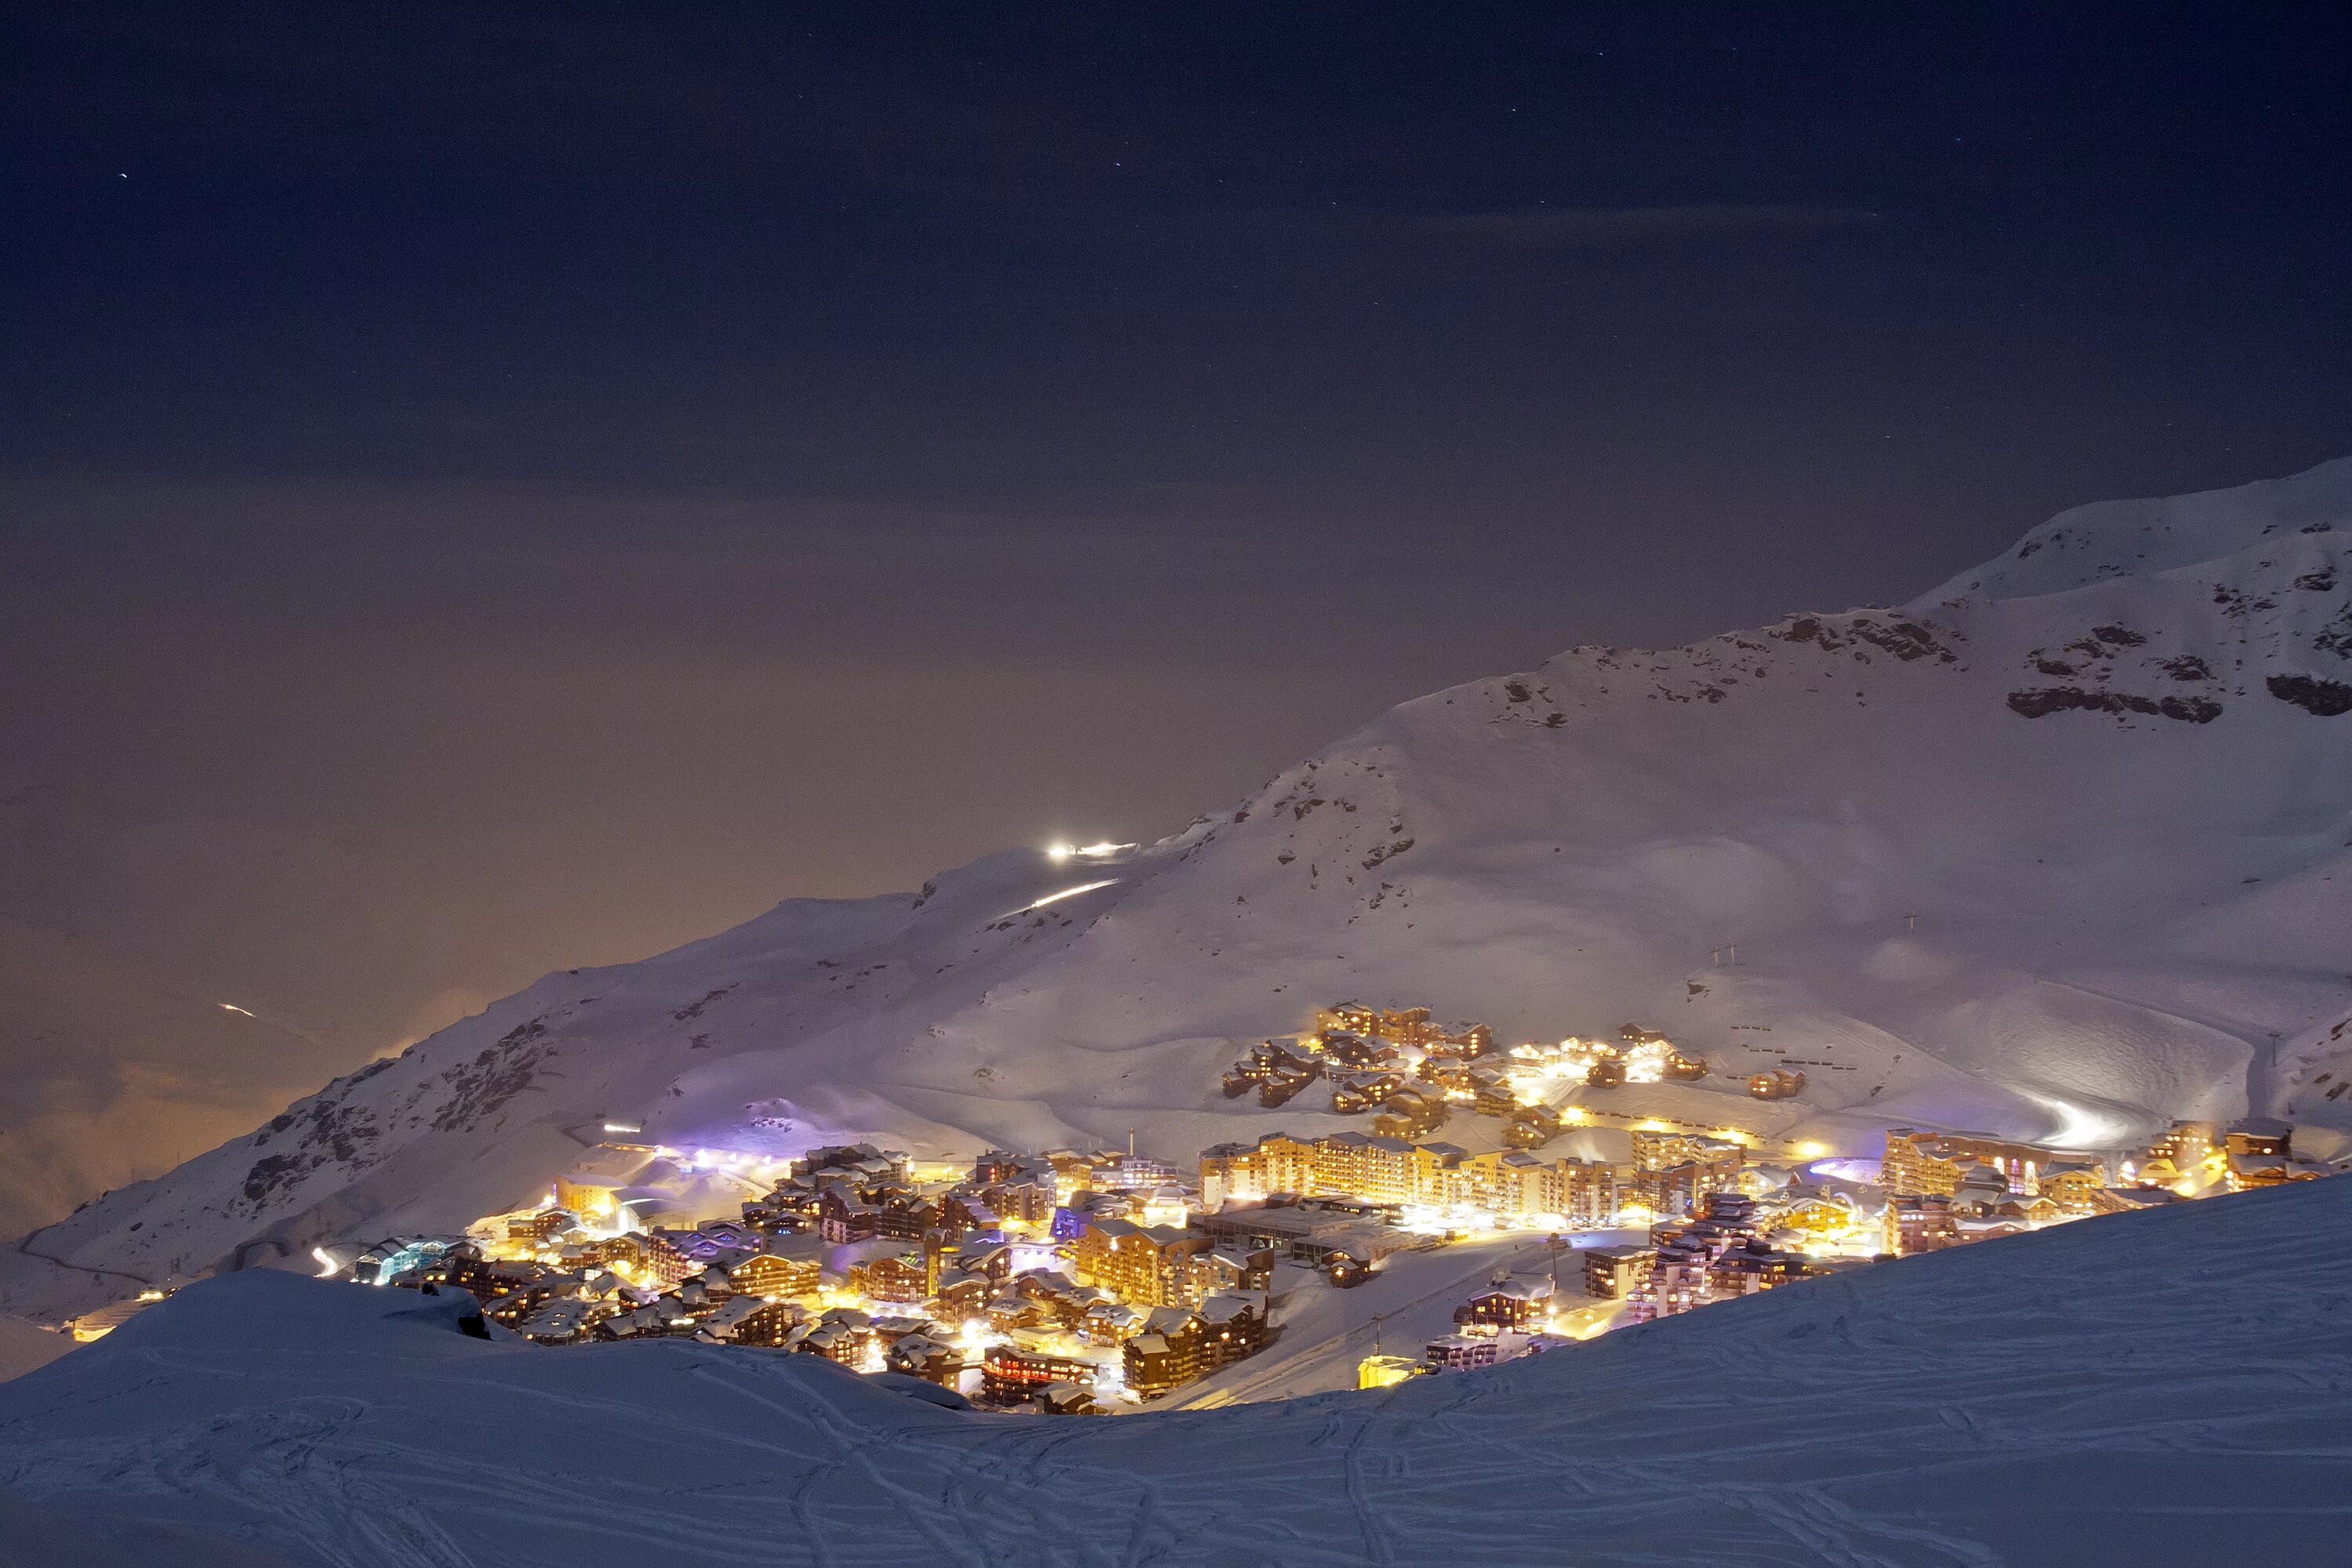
[
  {"left": 3, "top": 1177, "right": 2349, "bottom": 1567},
  {"left": 7, "top": 459, "right": 2352, "bottom": 1319}
]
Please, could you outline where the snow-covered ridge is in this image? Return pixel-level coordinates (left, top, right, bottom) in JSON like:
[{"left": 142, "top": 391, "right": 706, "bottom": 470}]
[
  {"left": 1917, "top": 452, "right": 2351, "bottom": 603},
  {"left": 2, "top": 1175, "right": 2346, "bottom": 1565},
  {"left": 3, "top": 458, "right": 2349, "bottom": 1320}
]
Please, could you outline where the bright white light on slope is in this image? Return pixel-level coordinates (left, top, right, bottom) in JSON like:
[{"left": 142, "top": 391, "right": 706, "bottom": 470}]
[
  {"left": 313, "top": 1247, "right": 340, "bottom": 1279},
  {"left": 2021, "top": 1090, "right": 2131, "bottom": 1149},
  {"left": 220, "top": 1003, "right": 256, "bottom": 1018},
  {"left": 1046, "top": 840, "right": 1133, "bottom": 861},
  {"left": 1023, "top": 879, "right": 1118, "bottom": 911}
]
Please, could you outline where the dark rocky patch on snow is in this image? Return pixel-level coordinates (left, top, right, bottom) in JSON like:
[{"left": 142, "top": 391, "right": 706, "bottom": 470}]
[
  {"left": 2007, "top": 688, "right": 2223, "bottom": 723},
  {"left": 2265, "top": 673, "right": 2352, "bottom": 717}
]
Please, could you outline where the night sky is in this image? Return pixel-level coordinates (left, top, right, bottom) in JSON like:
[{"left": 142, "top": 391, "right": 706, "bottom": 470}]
[{"left": 2, "top": 4, "right": 2347, "bottom": 1229}]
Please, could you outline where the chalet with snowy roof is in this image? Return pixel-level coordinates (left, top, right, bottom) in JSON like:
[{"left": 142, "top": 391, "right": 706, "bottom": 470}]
[
  {"left": 2220, "top": 1120, "right": 2331, "bottom": 1187},
  {"left": 1330, "top": 1071, "right": 1406, "bottom": 1114},
  {"left": 595, "top": 1303, "right": 666, "bottom": 1341},
  {"left": 985, "top": 1292, "right": 1051, "bottom": 1334},
  {"left": 725, "top": 1234, "right": 826, "bottom": 1299},
  {"left": 506, "top": 1206, "right": 579, "bottom": 1243},
  {"left": 1035, "top": 1381, "right": 1103, "bottom": 1416},
  {"left": 981, "top": 1173, "right": 1058, "bottom": 1226},
  {"left": 480, "top": 1271, "right": 578, "bottom": 1329},
  {"left": 847, "top": 1246, "right": 935, "bottom": 1305},
  {"left": 1454, "top": 1276, "right": 1548, "bottom": 1334},
  {"left": 1634, "top": 1152, "right": 1744, "bottom": 1219},
  {"left": 1372, "top": 1090, "right": 1450, "bottom": 1141},
  {"left": 1081, "top": 1301, "right": 1144, "bottom": 1345},
  {"left": 1627, "top": 1236, "right": 1712, "bottom": 1322},
  {"left": 2142, "top": 1120, "right": 2219, "bottom": 1173},
  {"left": 1584, "top": 1243, "right": 1656, "bottom": 1300},
  {"left": 645, "top": 1226, "right": 753, "bottom": 1283},
  {"left": 817, "top": 1186, "right": 883, "bottom": 1244},
  {"left": 937, "top": 1192, "right": 996, "bottom": 1236},
  {"left": 884, "top": 1333, "right": 965, "bottom": 1386},
  {"left": 933, "top": 1272, "right": 988, "bottom": 1316},
  {"left": 1504, "top": 1104, "right": 1564, "bottom": 1149},
  {"left": 697, "top": 1294, "right": 807, "bottom": 1346},
  {"left": 798, "top": 1143, "right": 909, "bottom": 1185},
  {"left": 1705, "top": 1238, "right": 1811, "bottom": 1295},
  {"left": 1198, "top": 1289, "right": 1267, "bottom": 1355},
  {"left": 969, "top": 1149, "right": 1027, "bottom": 1185},
  {"left": 792, "top": 1319, "right": 876, "bottom": 1367},
  {"left": 516, "top": 1298, "right": 604, "bottom": 1344},
  {"left": 1424, "top": 1334, "right": 1501, "bottom": 1373},
  {"left": 1886, "top": 1193, "right": 1959, "bottom": 1255},
  {"left": 981, "top": 1336, "right": 1098, "bottom": 1405},
  {"left": 1123, "top": 1306, "right": 1209, "bottom": 1396},
  {"left": 1950, "top": 1162, "right": 2015, "bottom": 1214},
  {"left": 1071, "top": 1216, "right": 1212, "bottom": 1308},
  {"left": 2035, "top": 1161, "right": 2107, "bottom": 1212}
]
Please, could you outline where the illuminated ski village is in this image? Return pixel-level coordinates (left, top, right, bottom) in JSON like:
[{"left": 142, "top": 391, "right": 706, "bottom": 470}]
[
  {"left": 61, "top": 1000, "right": 2335, "bottom": 1418},
  {"left": 9, "top": 7, "right": 2352, "bottom": 1563}
]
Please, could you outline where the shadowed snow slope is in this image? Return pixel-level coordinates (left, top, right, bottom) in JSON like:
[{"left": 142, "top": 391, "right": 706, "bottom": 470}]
[
  {"left": 2, "top": 1178, "right": 2350, "bottom": 1566},
  {"left": 5, "top": 459, "right": 2352, "bottom": 1320}
]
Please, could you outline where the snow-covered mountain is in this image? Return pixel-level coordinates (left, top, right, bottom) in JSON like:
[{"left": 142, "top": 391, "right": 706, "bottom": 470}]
[
  {"left": 7, "top": 458, "right": 2351, "bottom": 1319},
  {"left": 3, "top": 1165, "right": 2347, "bottom": 1566}
]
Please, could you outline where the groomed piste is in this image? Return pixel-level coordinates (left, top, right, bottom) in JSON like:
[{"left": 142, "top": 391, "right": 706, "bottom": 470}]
[{"left": 2, "top": 1174, "right": 2347, "bottom": 1566}]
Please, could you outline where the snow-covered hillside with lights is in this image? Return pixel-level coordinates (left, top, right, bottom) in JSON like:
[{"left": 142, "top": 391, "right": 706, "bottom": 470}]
[
  {"left": 5, "top": 458, "right": 2351, "bottom": 1319},
  {"left": 3, "top": 1173, "right": 2348, "bottom": 1566}
]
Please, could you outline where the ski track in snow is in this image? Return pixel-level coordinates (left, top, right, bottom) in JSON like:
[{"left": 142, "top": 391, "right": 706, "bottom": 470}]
[{"left": 3, "top": 1177, "right": 2350, "bottom": 1566}]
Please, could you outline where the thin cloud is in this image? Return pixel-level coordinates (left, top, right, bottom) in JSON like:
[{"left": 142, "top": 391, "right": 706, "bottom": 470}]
[{"left": 1417, "top": 204, "right": 1882, "bottom": 247}]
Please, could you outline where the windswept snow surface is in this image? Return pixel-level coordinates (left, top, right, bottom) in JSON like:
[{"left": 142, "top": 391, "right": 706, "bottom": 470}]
[
  {"left": 3, "top": 1179, "right": 2350, "bottom": 1566},
  {"left": 5, "top": 459, "right": 2352, "bottom": 1319}
]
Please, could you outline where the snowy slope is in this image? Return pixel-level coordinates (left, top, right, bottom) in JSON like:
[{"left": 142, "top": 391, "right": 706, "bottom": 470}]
[
  {"left": 5, "top": 459, "right": 2351, "bottom": 1319},
  {"left": 0, "top": 1319, "right": 72, "bottom": 1385},
  {"left": 2, "top": 1175, "right": 2348, "bottom": 1566}
]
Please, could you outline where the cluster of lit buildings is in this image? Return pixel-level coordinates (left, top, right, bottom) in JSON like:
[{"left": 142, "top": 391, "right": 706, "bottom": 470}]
[
  {"left": 332, "top": 1140, "right": 1282, "bottom": 1412},
  {"left": 1218, "top": 1007, "right": 1716, "bottom": 1150},
  {"left": 1200, "top": 1131, "right": 1617, "bottom": 1227},
  {"left": 1359, "top": 1107, "right": 2345, "bottom": 1388},
  {"left": 242, "top": 999, "right": 2340, "bottom": 1416}
]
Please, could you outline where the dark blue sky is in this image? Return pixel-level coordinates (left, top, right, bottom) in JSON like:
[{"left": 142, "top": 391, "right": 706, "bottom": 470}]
[
  {"left": 0, "top": 4, "right": 2347, "bottom": 1225},
  {"left": 11, "top": 6, "right": 2347, "bottom": 554}
]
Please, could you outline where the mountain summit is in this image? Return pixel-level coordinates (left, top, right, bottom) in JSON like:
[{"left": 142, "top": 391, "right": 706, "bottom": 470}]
[{"left": 7, "top": 459, "right": 2350, "bottom": 1318}]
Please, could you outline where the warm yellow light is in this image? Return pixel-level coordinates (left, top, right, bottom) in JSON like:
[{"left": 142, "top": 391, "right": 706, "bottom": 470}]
[{"left": 1793, "top": 1140, "right": 1830, "bottom": 1160}]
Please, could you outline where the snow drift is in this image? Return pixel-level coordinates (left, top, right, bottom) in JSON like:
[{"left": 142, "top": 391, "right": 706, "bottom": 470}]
[{"left": 5, "top": 458, "right": 2351, "bottom": 1320}]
